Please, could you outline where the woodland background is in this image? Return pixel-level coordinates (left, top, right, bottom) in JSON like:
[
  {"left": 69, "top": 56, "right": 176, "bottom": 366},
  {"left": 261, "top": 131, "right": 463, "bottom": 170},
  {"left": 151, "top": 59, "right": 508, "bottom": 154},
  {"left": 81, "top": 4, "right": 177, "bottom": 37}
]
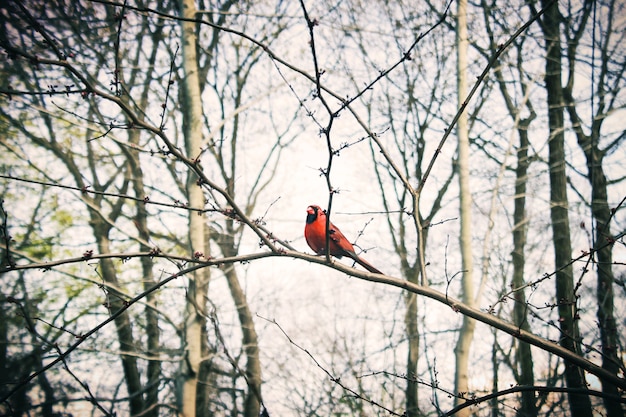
[{"left": 0, "top": 0, "right": 625, "bottom": 416}]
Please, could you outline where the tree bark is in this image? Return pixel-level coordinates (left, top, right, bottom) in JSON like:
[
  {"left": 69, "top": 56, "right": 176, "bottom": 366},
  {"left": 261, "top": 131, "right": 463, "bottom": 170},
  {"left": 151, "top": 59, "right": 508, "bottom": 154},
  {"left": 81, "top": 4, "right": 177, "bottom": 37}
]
[
  {"left": 588, "top": 154, "right": 623, "bottom": 416},
  {"left": 454, "top": 0, "right": 476, "bottom": 413},
  {"left": 540, "top": 1, "right": 592, "bottom": 415},
  {"left": 403, "top": 196, "right": 426, "bottom": 417},
  {"left": 179, "top": 0, "right": 212, "bottom": 415},
  {"left": 218, "top": 232, "right": 262, "bottom": 417},
  {"left": 404, "top": 281, "right": 420, "bottom": 417},
  {"left": 126, "top": 136, "right": 161, "bottom": 417},
  {"left": 96, "top": 226, "right": 145, "bottom": 416},
  {"left": 225, "top": 266, "right": 262, "bottom": 417},
  {"left": 564, "top": 99, "right": 624, "bottom": 416},
  {"left": 561, "top": 6, "right": 625, "bottom": 407},
  {"left": 511, "top": 122, "right": 538, "bottom": 417}
]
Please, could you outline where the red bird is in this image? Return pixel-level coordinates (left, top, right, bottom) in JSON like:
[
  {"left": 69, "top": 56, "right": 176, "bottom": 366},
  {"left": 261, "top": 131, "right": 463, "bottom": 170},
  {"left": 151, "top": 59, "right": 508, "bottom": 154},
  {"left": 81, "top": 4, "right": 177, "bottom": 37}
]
[{"left": 304, "top": 205, "right": 382, "bottom": 274}]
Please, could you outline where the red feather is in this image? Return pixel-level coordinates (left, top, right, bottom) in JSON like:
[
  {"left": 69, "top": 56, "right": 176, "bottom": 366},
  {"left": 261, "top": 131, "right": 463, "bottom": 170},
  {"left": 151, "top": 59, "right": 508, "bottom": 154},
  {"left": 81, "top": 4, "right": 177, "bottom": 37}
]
[{"left": 304, "top": 205, "right": 382, "bottom": 274}]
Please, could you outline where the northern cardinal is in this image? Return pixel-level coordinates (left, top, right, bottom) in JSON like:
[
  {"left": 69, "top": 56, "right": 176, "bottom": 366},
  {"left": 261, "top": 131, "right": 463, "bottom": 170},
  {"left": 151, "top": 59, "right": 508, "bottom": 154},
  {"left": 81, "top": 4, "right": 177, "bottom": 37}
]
[{"left": 304, "top": 204, "right": 382, "bottom": 274}]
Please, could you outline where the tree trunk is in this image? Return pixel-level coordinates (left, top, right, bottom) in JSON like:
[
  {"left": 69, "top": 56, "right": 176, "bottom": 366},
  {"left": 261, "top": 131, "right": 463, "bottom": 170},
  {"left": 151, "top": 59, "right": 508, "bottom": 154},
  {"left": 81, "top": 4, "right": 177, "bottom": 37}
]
[
  {"left": 572, "top": 129, "right": 623, "bottom": 416},
  {"left": 126, "top": 137, "right": 161, "bottom": 417},
  {"left": 404, "top": 282, "right": 420, "bottom": 417},
  {"left": 219, "top": 232, "right": 262, "bottom": 417},
  {"left": 179, "top": 0, "right": 212, "bottom": 415},
  {"left": 96, "top": 228, "right": 145, "bottom": 415},
  {"left": 454, "top": 0, "right": 476, "bottom": 413},
  {"left": 224, "top": 266, "right": 262, "bottom": 417},
  {"left": 562, "top": 43, "right": 624, "bottom": 415},
  {"left": 404, "top": 196, "right": 424, "bottom": 417},
  {"left": 540, "top": 1, "right": 592, "bottom": 415},
  {"left": 590, "top": 165, "right": 623, "bottom": 416},
  {"left": 511, "top": 123, "right": 538, "bottom": 417},
  {"left": 589, "top": 157, "right": 623, "bottom": 416}
]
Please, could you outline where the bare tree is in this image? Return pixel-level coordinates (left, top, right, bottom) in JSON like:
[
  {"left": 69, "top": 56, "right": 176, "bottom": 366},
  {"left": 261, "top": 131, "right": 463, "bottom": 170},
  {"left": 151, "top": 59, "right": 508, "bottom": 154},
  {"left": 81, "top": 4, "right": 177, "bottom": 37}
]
[
  {"left": 0, "top": 1, "right": 169, "bottom": 415},
  {"left": 479, "top": 3, "right": 539, "bottom": 415},
  {"left": 560, "top": 0, "right": 626, "bottom": 415},
  {"left": 178, "top": 0, "right": 212, "bottom": 415},
  {"left": 533, "top": 0, "right": 593, "bottom": 415},
  {"left": 1, "top": 1, "right": 624, "bottom": 416},
  {"left": 453, "top": 1, "right": 476, "bottom": 414},
  {"left": 0, "top": 0, "right": 288, "bottom": 415}
]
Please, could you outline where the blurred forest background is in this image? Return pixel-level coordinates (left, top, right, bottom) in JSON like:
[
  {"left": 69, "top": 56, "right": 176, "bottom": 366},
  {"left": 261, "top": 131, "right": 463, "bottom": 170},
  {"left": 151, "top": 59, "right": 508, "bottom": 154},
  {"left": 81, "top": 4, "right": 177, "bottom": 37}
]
[{"left": 0, "top": 0, "right": 625, "bottom": 416}]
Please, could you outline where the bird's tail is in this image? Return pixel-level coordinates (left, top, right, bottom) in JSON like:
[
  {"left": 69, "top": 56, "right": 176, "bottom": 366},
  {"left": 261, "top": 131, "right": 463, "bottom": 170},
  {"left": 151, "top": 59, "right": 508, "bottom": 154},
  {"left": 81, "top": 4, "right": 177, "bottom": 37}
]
[{"left": 348, "top": 252, "right": 383, "bottom": 274}]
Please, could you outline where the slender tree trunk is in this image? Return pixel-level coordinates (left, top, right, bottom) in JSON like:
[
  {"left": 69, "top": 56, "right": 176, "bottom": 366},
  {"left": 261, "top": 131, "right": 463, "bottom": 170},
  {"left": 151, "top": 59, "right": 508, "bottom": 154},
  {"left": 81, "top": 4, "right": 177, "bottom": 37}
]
[
  {"left": 490, "top": 333, "right": 499, "bottom": 417},
  {"left": 483, "top": 5, "right": 539, "bottom": 413},
  {"left": 591, "top": 173, "right": 622, "bottom": 416},
  {"left": 563, "top": 63, "right": 624, "bottom": 416},
  {"left": 404, "top": 279, "right": 420, "bottom": 417},
  {"left": 218, "top": 232, "right": 262, "bottom": 417},
  {"left": 96, "top": 228, "right": 145, "bottom": 415},
  {"left": 589, "top": 158, "right": 623, "bottom": 416},
  {"left": 224, "top": 266, "right": 262, "bottom": 417},
  {"left": 126, "top": 138, "right": 161, "bottom": 417},
  {"left": 511, "top": 123, "right": 538, "bottom": 417},
  {"left": 454, "top": 0, "right": 476, "bottom": 413},
  {"left": 404, "top": 193, "right": 424, "bottom": 417},
  {"left": 576, "top": 134, "right": 623, "bottom": 416},
  {"left": 540, "top": 2, "right": 592, "bottom": 415},
  {"left": 179, "top": 0, "right": 212, "bottom": 415}
]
